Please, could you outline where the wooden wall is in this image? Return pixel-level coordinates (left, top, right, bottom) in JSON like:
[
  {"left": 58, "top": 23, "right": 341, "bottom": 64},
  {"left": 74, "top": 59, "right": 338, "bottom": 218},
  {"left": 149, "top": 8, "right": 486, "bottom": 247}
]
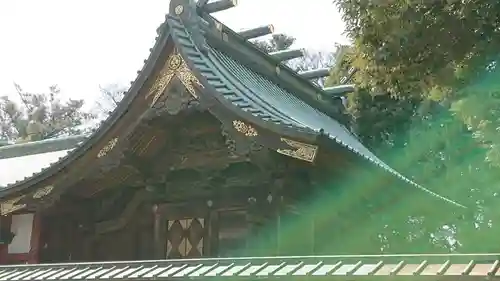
[
  {"left": 39, "top": 195, "right": 155, "bottom": 263},
  {"left": 35, "top": 136, "right": 361, "bottom": 262}
]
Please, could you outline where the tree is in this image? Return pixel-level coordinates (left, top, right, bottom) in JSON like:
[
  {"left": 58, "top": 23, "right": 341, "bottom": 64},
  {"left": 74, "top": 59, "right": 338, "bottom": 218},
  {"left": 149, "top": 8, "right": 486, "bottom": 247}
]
[
  {"left": 327, "top": 0, "right": 500, "bottom": 253},
  {"left": 326, "top": 44, "right": 421, "bottom": 149},
  {"left": 336, "top": 0, "right": 500, "bottom": 98},
  {"left": 252, "top": 34, "right": 296, "bottom": 53},
  {"left": 94, "top": 84, "right": 126, "bottom": 119},
  {"left": 334, "top": 0, "right": 500, "bottom": 164},
  {"left": 0, "top": 84, "right": 96, "bottom": 142}
]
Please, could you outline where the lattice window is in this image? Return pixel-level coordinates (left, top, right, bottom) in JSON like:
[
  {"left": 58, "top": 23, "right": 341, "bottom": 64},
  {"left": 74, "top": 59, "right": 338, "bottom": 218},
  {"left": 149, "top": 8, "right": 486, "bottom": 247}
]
[{"left": 166, "top": 218, "right": 205, "bottom": 258}]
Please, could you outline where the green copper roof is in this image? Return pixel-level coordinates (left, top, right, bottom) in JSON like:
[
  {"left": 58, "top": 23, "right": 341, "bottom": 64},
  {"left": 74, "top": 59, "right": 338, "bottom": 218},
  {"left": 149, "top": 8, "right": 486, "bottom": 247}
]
[{"left": 165, "top": 12, "right": 465, "bottom": 208}]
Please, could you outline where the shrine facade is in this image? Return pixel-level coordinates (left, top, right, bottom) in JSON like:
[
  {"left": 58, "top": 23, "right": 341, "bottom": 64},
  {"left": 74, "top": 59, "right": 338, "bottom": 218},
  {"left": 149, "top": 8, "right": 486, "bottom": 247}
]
[{"left": 0, "top": 0, "right": 463, "bottom": 268}]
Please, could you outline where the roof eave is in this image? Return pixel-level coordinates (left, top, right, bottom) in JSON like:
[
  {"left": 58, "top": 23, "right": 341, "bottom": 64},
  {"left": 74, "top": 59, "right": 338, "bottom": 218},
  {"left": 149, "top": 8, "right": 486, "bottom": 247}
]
[{"left": 165, "top": 13, "right": 321, "bottom": 164}]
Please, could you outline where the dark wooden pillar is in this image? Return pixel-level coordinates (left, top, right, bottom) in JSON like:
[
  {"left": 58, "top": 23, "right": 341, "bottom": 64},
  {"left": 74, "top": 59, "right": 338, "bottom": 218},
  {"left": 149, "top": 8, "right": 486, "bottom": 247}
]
[
  {"left": 152, "top": 204, "right": 164, "bottom": 259},
  {"left": 0, "top": 216, "right": 11, "bottom": 264},
  {"left": 207, "top": 207, "right": 218, "bottom": 257}
]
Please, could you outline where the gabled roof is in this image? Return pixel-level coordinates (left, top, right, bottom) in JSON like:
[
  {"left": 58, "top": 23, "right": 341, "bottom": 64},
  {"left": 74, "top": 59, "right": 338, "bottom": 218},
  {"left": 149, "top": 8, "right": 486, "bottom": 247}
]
[
  {"left": 163, "top": 0, "right": 464, "bottom": 207},
  {"left": 0, "top": 0, "right": 465, "bottom": 213},
  {"left": 0, "top": 254, "right": 497, "bottom": 280}
]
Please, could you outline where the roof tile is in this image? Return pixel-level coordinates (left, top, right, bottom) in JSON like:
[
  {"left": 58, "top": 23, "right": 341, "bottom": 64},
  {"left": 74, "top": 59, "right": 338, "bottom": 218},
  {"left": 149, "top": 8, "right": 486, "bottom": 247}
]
[{"left": 0, "top": 254, "right": 498, "bottom": 280}]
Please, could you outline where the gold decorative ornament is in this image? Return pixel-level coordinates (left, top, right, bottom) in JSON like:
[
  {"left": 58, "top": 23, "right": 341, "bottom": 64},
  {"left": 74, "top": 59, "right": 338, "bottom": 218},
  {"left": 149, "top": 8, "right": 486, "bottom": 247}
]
[
  {"left": 0, "top": 196, "right": 26, "bottom": 216},
  {"left": 169, "top": 54, "right": 182, "bottom": 69},
  {"left": 232, "top": 120, "right": 258, "bottom": 137},
  {"left": 145, "top": 52, "right": 203, "bottom": 106},
  {"left": 33, "top": 185, "right": 54, "bottom": 199},
  {"left": 147, "top": 62, "right": 177, "bottom": 106},
  {"left": 275, "top": 66, "right": 281, "bottom": 75},
  {"left": 174, "top": 5, "right": 184, "bottom": 15},
  {"left": 276, "top": 137, "right": 318, "bottom": 162},
  {"left": 177, "top": 66, "right": 203, "bottom": 98},
  {"left": 97, "top": 137, "right": 119, "bottom": 158}
]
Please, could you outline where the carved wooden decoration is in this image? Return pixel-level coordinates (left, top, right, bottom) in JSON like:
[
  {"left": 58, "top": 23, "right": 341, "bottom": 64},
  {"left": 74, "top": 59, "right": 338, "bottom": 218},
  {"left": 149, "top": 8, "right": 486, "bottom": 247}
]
[
  {"left": 161, "top": 83, "right": 198, "bottom": 115},
  {"left": 97, "top": 137, "right": 119, "bottom": 158},
  {"left": 145, "top": 51, "right": 203, "bottom": 107},
  {"left": 277, "top": 138, "right": 318, "bottom": 162},
  {"left": 0, "top": 196, "right": 26, "bottom": 216},
  {"left": 95, "top": 191, "right": 147, "bottom": 234},
  {"left": 166, "top": 218, "right": 205, "bottom": 258},
  {"left": 232, "top": 120, "right": 258, "bottom": 137},
  {"left": 32, "top": 185, "right": 54, "bottom": 199}
]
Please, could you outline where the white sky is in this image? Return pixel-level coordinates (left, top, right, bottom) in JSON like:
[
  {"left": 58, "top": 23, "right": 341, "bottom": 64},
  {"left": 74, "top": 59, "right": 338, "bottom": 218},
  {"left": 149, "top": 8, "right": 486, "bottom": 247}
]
[{"left": 0, "top": 0, "right": 347, "bottom": 105}]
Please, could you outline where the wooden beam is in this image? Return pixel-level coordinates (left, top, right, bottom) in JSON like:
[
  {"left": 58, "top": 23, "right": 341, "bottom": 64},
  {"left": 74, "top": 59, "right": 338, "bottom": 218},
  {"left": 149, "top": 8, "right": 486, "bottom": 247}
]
[
  {"left": 298, "top": 68, "right": 330, "bottom": 80},
  {"left": 95, "top": 190, "right": 148, "bottom": 234},
  {"left": 197, "top": 0, "right": 210, "bottom": 8},
  {"left": 269, "top": 49, "right": 304, "bottom": 61},
  {"left": 153, "top": 205, "right": 164, "bottom": 259},
  {"left": 203, "top": 0, "right": 237, "bottom": 13},
  {"left": 323, "top": 84, "right": 355, "bottom": 96},
  {"left": 28, "top": 213, "right": 41, "bottom": 264},
  {"left": 239, "top": 25, "right": 274, "bottom": 40}
]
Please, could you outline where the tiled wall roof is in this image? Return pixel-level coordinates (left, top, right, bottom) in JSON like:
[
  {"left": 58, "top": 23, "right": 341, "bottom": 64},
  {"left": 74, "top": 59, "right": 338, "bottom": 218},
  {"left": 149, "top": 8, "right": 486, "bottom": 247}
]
[{"left": 0, "top": 254, "right": 498, "bottom": 280}]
